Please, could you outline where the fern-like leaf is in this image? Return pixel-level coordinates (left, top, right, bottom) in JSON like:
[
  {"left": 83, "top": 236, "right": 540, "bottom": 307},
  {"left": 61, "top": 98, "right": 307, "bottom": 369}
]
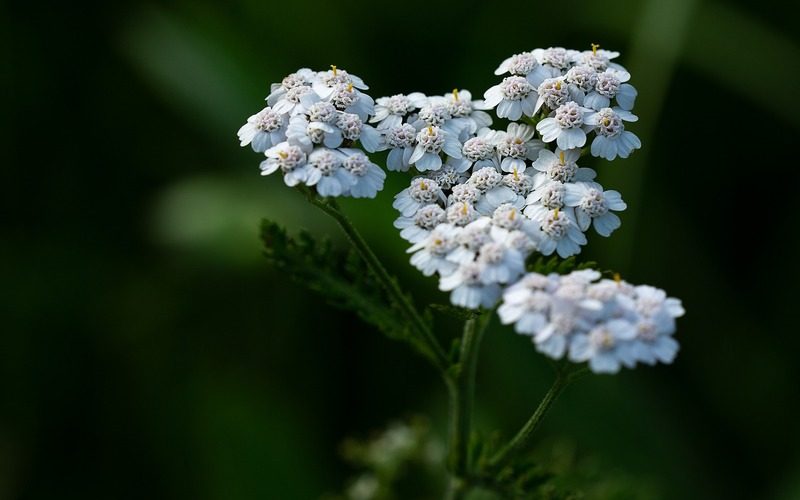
[{"left": 260, "top": 219, "right": 431, "bottom": 354}]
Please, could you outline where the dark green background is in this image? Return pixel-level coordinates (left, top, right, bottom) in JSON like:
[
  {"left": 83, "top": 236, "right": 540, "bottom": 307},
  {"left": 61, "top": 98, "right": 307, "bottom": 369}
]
[{"left": 3, "top": 0, "right": 799, "bottom": 498}]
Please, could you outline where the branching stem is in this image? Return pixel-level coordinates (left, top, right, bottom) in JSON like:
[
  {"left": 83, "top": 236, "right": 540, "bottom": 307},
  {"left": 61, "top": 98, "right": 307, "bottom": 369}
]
[
  {"left": 486, "top": 364, "right": 588, "bottom": 472},
  {"left": 300, "top": 187, "right": 450, "bottom": 373},
  {"left": 447, "top": 313, "right": 490, "bottom": 473},
  {"left": 297, "top": 187, "right": 590, "bottom": 497},
  {"left": 445, "top": 312, "right": 491, "bottom": 499}
]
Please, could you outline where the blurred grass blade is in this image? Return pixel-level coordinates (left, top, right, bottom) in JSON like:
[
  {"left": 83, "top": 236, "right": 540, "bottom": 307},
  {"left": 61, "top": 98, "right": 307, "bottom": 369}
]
[
  {"left": 119, "top": 8, "right": 254, "bottom": 136},
  {"left": 594, "top": 0, "right": 699, "bottom": 270},
  {"left": 685, "top": 2, "right": 800, "bottom": 126}
]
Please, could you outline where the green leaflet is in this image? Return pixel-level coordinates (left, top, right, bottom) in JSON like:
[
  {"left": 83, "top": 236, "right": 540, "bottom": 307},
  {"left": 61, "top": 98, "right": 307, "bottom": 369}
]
[
  {"left": 528, "top": 255, "right": 600, "bottom": 275},
  {"left": 260, "top": 219, "right": 430, "bottom": 355},
  {"left": 429, "top": 303, "right": 484, "bottom": 321}
]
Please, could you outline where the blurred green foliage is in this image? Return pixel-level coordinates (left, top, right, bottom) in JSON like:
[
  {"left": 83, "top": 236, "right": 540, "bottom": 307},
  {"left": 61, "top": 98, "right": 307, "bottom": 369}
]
[
  {"left": 2, "top": 0, "right": 799, "bottom": 498},
  {"left": 331, "top": 417, "right": 448, "bottom": 499}
]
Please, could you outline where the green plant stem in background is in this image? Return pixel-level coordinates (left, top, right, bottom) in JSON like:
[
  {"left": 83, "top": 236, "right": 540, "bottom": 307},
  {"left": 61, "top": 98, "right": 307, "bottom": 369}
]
[
  {"left": 300, "top": 188, "right": 450, "bottom": 373},
  {"left": 447, "top": 313, "right": 490, "bottom": 474},
  {"left": 486, "top": 365, "right": 588, "bottom": 473},
  {"left": 446, "top": 312, "right": 491, "bottom": 499}
]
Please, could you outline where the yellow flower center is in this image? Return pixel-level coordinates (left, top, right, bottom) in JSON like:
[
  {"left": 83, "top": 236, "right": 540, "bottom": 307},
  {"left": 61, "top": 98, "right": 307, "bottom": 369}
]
[{"left": 599, "top": 330, "right": 614, "bottom": 348}]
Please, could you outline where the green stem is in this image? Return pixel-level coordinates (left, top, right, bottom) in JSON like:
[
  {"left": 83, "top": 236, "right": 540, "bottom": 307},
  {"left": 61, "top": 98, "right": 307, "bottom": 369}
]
[
  {"left": 446, "top": 312, "right": 491, "bottom": 497},
  {"left": 486, "top": 366, "right": 584, "bottom": 471},
  {"left": 300, "top": 188, "right": 450, "bottom": 373}
]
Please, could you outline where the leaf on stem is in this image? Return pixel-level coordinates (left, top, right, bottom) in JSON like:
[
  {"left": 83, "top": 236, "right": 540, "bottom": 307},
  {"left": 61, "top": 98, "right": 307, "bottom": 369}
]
[
  {"left": 528, "top": 255, "right": 599, "bottom": 275},
  {"left": 260, "top": 219, "right": 427, "bottom": 353},
  {"left": 429, "top": 303, "right": 483, "bottom": 321}
]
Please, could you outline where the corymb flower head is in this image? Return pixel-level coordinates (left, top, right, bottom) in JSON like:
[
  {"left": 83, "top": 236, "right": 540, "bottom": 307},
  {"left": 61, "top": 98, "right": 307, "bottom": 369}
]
[
  {"left": 244, "top": 46, "right": 684, "bottom": 373},
  {"left": 238, "top": 66, "right": 385, "bottom": 198},
  {"left": 371, "top": 89, "right": 489, "bottom": 175},
  {"left": 381, "top": 46, "right": 655, "bottom": 314},
  {"left": 500, "top": 271, "right": 685, "bottom": 373}
]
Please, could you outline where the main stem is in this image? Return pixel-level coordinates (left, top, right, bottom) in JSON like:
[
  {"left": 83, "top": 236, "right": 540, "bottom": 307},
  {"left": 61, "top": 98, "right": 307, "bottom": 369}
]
[
  {"left": 446, "top": 313, "right": 489, "bottom": 499},
  {"left": 299, "top": 188, "right": 584, "bottom": 494},
  {"left": 302, "top": 189, "right": 450, "bottom": 373},
  {"left": 486, "top": 371, "right": 572, "bottom": 472}
]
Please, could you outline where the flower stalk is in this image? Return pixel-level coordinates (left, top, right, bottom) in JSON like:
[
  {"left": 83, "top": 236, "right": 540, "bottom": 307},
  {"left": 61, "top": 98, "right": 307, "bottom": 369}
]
[
  {"left": 447, "top": 313, "right": 490, "bottom": 473},
  {"left": 446, "top": 312, "right": 491, "bottom": 498},
  {"left": 486, "top": 364, "right": 588, "bottom": 472},
  {"left": 299, "top": 186, "right": 450, "bottom": 373}
]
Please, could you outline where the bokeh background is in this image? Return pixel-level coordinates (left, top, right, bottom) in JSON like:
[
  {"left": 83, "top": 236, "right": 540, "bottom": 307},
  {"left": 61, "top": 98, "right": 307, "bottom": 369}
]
[{"left": 3, "top": 0, "right": 799, "bottom": 498}]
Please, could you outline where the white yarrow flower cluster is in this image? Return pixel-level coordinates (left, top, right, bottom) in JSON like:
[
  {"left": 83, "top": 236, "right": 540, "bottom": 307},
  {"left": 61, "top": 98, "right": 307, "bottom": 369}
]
[
  {"left": 522, "top": 148, "right": 627, "bottom": 256},
  {"left": 240, "top": 52, "right": 686, "bottom": 375},
  {"left": 499, "top": 271, "right": 685, "bottom": 373},
  {"left": 375, "top": 89, "right": 493, "bottom": 173},
  {"left": 237, "top": 66, "right": 385, "bottom": 198},
  {"left": 388, "top": 47, "right": 645, "bottom": 308},
  {"left": 486, "top": 45, "right": 641, "bottom": 161},
  {"left": 390, "top": 45, "right": 637, "bottom": 281},
  {"left": 392, "top": 169, "right": 540, "bottom": 307},
  {"left": 488, "top": 46, "right": 639, "bottom": 257}
]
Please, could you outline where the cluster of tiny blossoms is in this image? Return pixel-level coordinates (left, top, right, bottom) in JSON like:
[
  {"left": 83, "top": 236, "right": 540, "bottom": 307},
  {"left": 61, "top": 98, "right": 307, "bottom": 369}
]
[
  {"left": 487, "top": 45, "right": 640, "bottom": 256},
  {"left": 391, "top": 46, "right": 639, "bottom": 292},
  {"left": 386, "top": 47, "right": 683, "bottom": 372},
  {"left": 239, "top": 50, "right": 684, "bottom": 373},
  {"left": 373, "top": 89, "right": 493, "bottom": 173},
  {"left": 499, "top": 270, "right": 685, "bottom": 373},
  {"left": 391, "top": 46, "right": 638, "bottom": 305},
  {"left": 238, "top": 66, "right": 386, "bottom": 198},
  {"left": 487, "top": 45, "right": 640, "bottom": 160}
]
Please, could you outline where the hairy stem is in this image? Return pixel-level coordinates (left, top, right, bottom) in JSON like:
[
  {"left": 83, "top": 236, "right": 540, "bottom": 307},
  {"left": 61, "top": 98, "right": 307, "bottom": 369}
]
[
  {"left": 486, "top": 366, "right": 585, "bottom": 471},
  {"left": 446, "top": 312, "right": 491, "bottom": 497},
  {"left": 300, "top": 188, "right": 450, "bottom": 373}
]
